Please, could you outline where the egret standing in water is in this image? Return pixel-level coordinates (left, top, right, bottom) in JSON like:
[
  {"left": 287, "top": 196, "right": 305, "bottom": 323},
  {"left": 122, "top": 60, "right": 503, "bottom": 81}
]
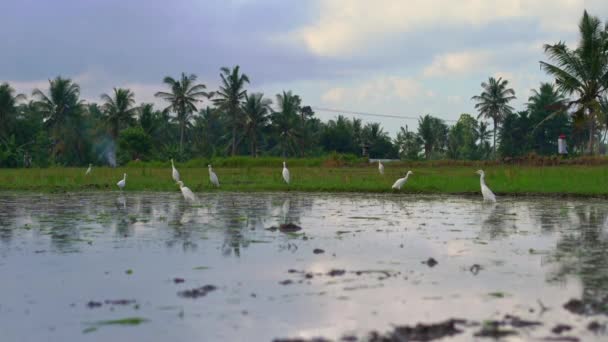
[
  {"left": 171, "top": 159, "right": 180, "bottom": 182},
  {"left": 85, "top": 163, "right": 92, "bottom": 175},
  {"left": 117, "top": 173, "right": 127, "bottom": 191},
  {"left": 208, "top": 165, "right": 220, "bottom": 187},
  {"left": 476, "top": 170, "right": 496, "bottom": 202},
  {"left": 378, "top": 161, "right": 384, "bottom": 175},
  {"left": 391, "top": 171, "right": 413, "bottom": 190},
  {"left": 177, "top": 181, "right": 197, "bottom": 202},
  {"left": 282, "top": 161, "right": 290, "bottom": 185}
]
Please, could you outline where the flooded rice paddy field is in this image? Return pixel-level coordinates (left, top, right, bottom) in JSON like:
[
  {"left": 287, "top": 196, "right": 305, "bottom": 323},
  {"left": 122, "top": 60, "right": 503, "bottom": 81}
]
[{"left": 1, "top": 192, "right": 608, "bottom": 341}]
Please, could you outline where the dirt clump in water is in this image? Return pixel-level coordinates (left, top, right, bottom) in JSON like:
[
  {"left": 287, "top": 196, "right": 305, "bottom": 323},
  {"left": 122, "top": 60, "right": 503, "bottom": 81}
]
[
  {"left": 178, "top": 285, "right": 217, "bottom": 299},
  {"left": 279, "top": 223, "right": 302, "bottom": 232},
  {"left": 369, "top": 319, "right": 466, "bottom": 341},
  {"left": 423, "top": 258, "right": 438, "bottom": 267},
  {"left": 564, "top": 296, "right": 608, "bottom": 316}
]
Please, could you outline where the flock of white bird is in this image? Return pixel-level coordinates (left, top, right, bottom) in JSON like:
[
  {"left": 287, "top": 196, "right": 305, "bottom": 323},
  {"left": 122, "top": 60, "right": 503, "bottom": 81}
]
[{"left": 85, "top": 160, "right": 497, "bottom": 203}]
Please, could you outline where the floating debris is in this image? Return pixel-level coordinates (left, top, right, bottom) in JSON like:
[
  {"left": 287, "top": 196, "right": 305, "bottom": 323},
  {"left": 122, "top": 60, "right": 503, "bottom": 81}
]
[
  {"left": 178, "top": 285, "right": 217, "bottom": 299},
  {"left": 327, "top": 269, "right": 346, "bottom": 277},
  {"left": 369, "top": 319, "right": 466, "bottom": 341},
  {"left": 104, "top": 299, "right": 136, "bottom": 306},
  {"left": 423, "top": 258, "right": 438, "bottom": 267},
  {"left": 587, "top": 321, "right": 606, "bottom": 333},
  {"left": 552, "top": 324, "right": 573, "bottom": 334},
  {"left": 563, "top": 297, "right": 608, "bottom": 316},
  {"left": 470, "top": 264, "right": 482, "bottom": 275},
  {"left": 279, "top": 223, "right": 302, "bottom": 233},
  {"left": 474, "top": 321, "right": 517, "bottom": 339},
  {"left": 313, "top": 248, "right": 325, "bottom": 254},
  {"left": 86, "top": 301, "right": 102, "bottom": 309}
]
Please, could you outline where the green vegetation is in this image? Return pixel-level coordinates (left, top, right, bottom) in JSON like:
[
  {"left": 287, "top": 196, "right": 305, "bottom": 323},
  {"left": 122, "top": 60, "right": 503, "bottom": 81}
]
[
  {"left": 2, "top": 163, "right": 608, "bottom": 196},
  {"left": 1, "top": 11, "right": 607, "bottom": 168}
]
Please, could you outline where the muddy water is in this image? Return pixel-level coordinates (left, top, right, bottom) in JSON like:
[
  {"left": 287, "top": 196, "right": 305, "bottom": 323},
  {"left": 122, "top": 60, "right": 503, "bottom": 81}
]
[{"left": 0, "top": 192, "right": 607, "bottom": 341}]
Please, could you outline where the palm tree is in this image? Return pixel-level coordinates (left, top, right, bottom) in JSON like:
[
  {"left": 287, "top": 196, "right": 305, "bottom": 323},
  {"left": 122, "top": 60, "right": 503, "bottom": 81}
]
[
  {"left": 477, "top": 121, "right": 493, "bottom": 158},
  {"left": 539, "top": 10, "right": 608, "bottom": 154},
  {"left": 138, "top": 103, "right": 156, "bottom": 135},
  {"left": 417, "top": 114, "right": 447, "bottom": 159},
  {"left": 272, "top": 91, "right": 301, "bottom": 157},
  {"left": 32, "top": 77, "right": 85, "bottom": 160},
  {"left": 0, "top": 83, "right": 26, "bottom": 139},
  {"left": 213, "top": 65, "right": 250, "bottom": 156},
  {"left": 100, "top": 88, "right": 138, "bottom": 140},
  {"left": 527, "top": 83, "right": 567, "bottom": 155},
  {"left": 242, "top": 93, "right": 272, "bottom": 157},
  {"left": 471, "top": 77, "right": 516, "bottom": 157},
  {"left": 155, "top": 73, "right": 209, "bottom": 154}
]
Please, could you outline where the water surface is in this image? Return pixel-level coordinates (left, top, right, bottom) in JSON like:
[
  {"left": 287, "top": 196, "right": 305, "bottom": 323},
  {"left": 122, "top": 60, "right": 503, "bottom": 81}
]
[{"left": 1, "top": 192, "right": 607, "bottom": 341}]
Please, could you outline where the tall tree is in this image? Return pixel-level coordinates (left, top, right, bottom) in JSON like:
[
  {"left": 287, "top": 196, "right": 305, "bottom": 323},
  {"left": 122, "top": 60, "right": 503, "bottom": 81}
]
[
  {"left": 527, "top": 83, "right": 568, "bottom": 155},
  {"left": 100, "top": 88, "right": 137, "bottom": 140},
  {"left": 417, "top": 114, "right": 447, "bottom": 159},
  {"left": 155, "top": 72, "right": 209, "bottom": 154},
  {"left": 213, "top": 65, "right": 250, "bottom": 156},
  {"left": 0, "top": 83, "right": 26, "bottom": 139},
  {"left": 471, "top": 76, "right": 516, "bottom": 157},
  {"left": 395, "top": 126, "right": 421, "bottom": 160},
  {"left": 272, "top": 91, "right": 301, "bottom": 157},
  {"left": 242, "top": 93, "right": 272, "bottom": 157},
  {"left": 32, "top": 77, "right": 86, "bottom": 163},
  {"left": 540, "top": 10, "right": 608, "bottom": 154}
]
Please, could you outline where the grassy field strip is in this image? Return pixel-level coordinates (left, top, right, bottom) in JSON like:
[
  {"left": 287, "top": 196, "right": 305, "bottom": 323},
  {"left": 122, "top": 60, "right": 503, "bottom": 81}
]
[{"left": 0, "top": 165, "right": 607, "bottom": 195}]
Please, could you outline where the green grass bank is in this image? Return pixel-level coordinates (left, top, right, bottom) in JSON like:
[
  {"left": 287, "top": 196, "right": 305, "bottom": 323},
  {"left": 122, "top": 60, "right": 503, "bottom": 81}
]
[{"left": 1, "top": 163, "right": 607, "bottom": 196}]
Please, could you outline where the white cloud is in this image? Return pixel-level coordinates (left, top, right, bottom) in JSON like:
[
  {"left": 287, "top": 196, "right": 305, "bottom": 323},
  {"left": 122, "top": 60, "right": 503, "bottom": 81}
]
[
  {"left": 321, "top": 87, "right": 347, "bottom": 104},
  {"left": 447, "top": 95, "right": 462, "bottom": 104},
  {"left": 294, "top": 0, "right": 598, "bottom": 56},
  {"left": 423, "top": 50, "right": 492, "bottom": 77},
  {"left": 321, "top": 76, "right": 427, "bottom": 105}
]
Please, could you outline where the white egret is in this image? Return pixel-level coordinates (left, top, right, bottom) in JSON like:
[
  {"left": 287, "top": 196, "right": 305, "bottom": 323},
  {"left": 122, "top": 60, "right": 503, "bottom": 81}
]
[
  {"left": 282, "top": 161, "right": 290, "bottom": 185},
  {"left": 117, "top": 173, "right": 127, "bottom": 190},
  {"left": 171, "top": 159, "right": 180, "bottom": 182},
  {"left": 476, "top": 170, "right": 496, "bottom": 202},
  {"left": 391, "top": 171, "right": 413, "bottom": 190},
  {"left": 378, "top": 161, "right": 384, "bottom": 175},
  {"left": 85, "top": 163, "right": 92, "bottom": 175},
  {"left": 208, "top": 165, "right": 220, "bottom": 187},
  {"left": 177, "top": 181, "right": 197, "bottom": 202}
]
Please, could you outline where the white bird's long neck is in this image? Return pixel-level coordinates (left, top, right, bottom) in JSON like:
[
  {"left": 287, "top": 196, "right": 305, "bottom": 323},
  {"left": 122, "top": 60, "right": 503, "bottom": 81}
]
[{"left": 479, "top": 174, "right": 486, "bottom": 187}]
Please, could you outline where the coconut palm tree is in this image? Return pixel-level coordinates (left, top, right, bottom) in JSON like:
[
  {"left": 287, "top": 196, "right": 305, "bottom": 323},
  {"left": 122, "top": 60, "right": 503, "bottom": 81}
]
[
  {"left": 100, "top": 88, "right": 138, "bottom": 140},
  {"left": 417, "top": 114, "right": 447, "bottom": 159},
  {"left": 155, "top": 73, "right": 209, "bottom": 154},
  {"left": 0, "top": 83, "right": 26, "bottom": 139},
  {"left": 527, "top": 83, "right": 568, "bottom": 155},
  {"left": 471, "top": 77, "right": 516, "bottom": 157},
  {"left": 213, "top": 65, "right": 250, "bottom": 156},
  {"left": 32, "top": 77, "right": 85, "bottom": 161},
  {"left": 242, "top": 93, "right": 272, "bottom": 157},
  {"left": 272, "top": 91, "right": 301, "bottom": 157},
  {"left": 539, "top": 10, "right": 608, "bottom": 154}
]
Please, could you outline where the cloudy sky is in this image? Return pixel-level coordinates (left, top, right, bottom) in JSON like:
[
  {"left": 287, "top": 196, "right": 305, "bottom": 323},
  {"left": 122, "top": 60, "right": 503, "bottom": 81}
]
[{"left": 2, "top": 0, "right": 607, "bottom": 135}]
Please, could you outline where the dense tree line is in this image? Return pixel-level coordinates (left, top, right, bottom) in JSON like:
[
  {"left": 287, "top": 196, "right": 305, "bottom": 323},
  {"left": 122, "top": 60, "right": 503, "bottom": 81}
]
[{"left": 0, "top": 10, "right": 607, "bottom": 167}]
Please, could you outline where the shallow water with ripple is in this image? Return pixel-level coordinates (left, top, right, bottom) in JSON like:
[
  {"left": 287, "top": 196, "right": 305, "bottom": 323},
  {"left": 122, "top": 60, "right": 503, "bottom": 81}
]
[{"left": 1, "top": 192, "right": 607, "bottom": 341}]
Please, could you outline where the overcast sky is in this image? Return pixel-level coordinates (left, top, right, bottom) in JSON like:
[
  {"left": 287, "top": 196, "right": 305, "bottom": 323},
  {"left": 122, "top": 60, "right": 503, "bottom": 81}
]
[{"left": 2, "top": 0, "right": 607, "bottom": 135}]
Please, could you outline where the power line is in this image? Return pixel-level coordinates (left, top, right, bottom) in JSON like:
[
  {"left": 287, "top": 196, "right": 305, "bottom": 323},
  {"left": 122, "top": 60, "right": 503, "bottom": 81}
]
[{"left": 311, "top": 106, "right": 458, "bottom": 122}]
